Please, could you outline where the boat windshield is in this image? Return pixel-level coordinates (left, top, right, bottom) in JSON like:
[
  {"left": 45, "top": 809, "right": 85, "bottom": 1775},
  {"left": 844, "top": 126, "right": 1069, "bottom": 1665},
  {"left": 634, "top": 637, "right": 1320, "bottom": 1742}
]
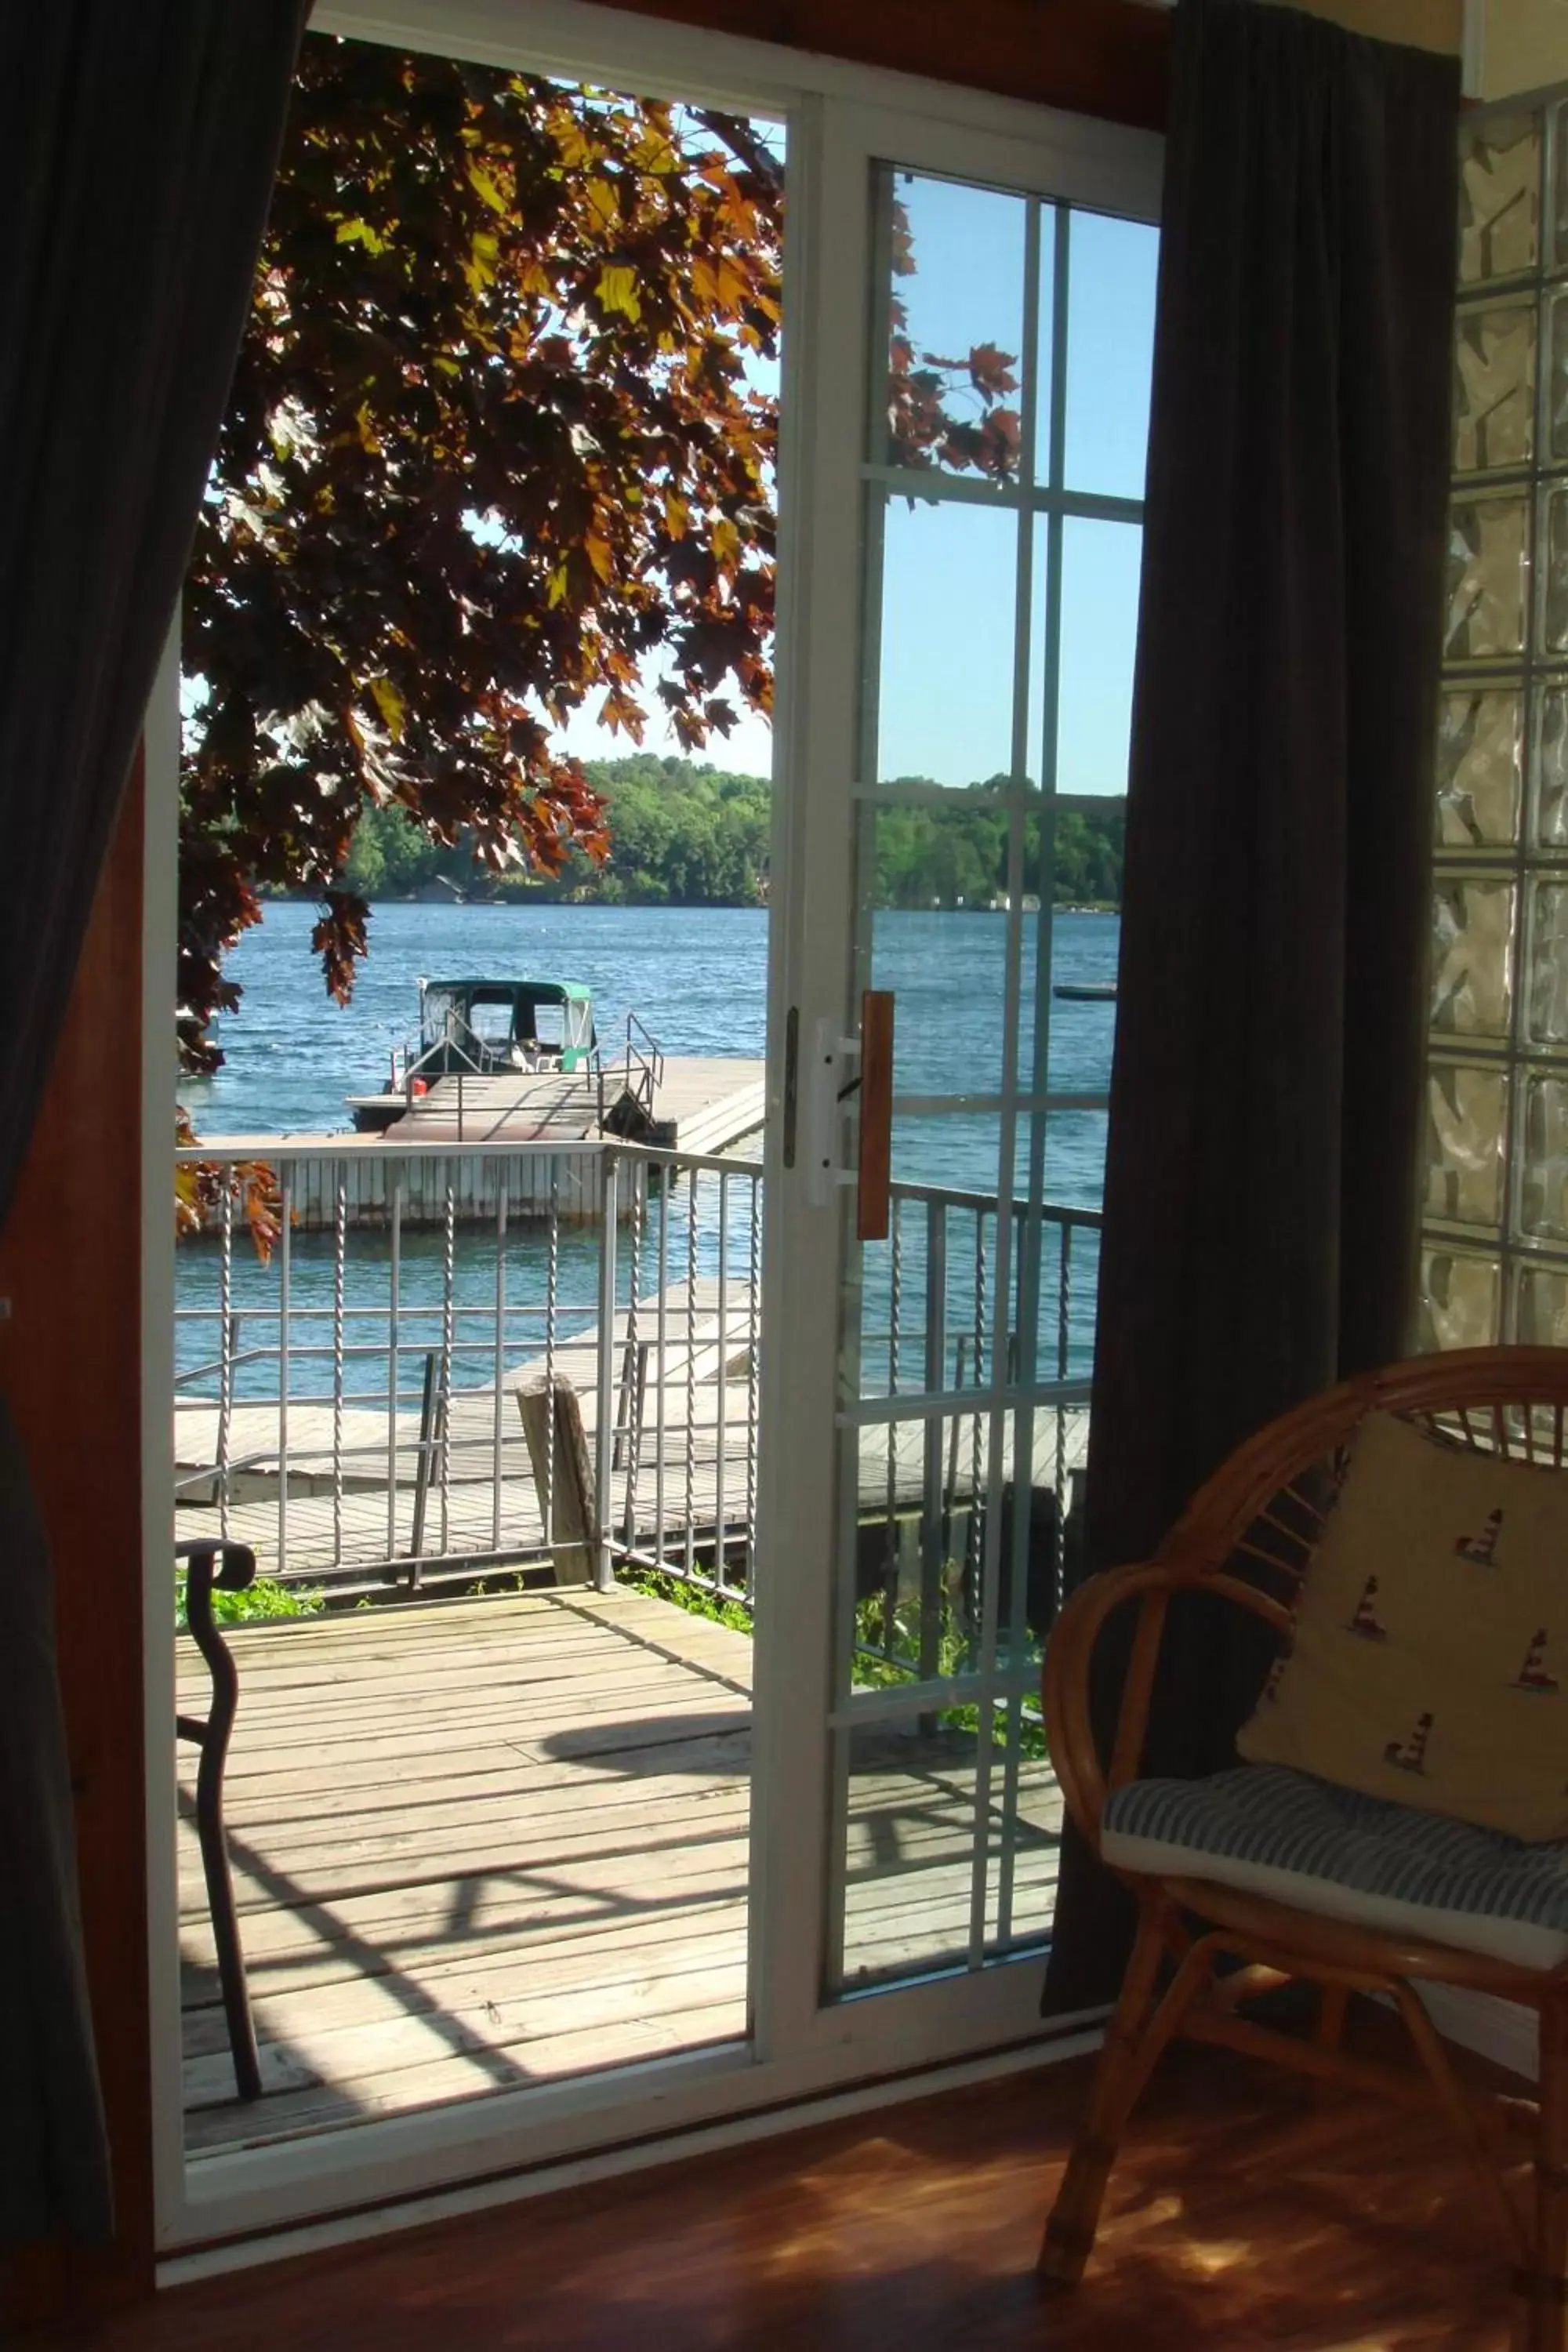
[
  {"left": 466, "top": 997, "right": 517, "bottom": 1047},
  {"left": 416, "top": 982, "right": 590, "bottom": 1066},
  {"left": 421, "top": 985, "right": 523, "bottom": 1050}
]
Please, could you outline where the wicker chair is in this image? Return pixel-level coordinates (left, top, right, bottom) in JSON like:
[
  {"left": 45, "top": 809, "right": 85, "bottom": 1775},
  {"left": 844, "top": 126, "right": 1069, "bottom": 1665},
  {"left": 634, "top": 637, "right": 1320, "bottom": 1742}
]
[{"left": 1039, "top": 1346, "right": 1568, "bottom": 2352}]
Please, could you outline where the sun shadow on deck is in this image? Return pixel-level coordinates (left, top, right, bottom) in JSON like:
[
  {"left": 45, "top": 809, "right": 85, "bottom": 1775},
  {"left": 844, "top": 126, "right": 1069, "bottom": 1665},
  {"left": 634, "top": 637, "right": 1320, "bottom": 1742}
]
[
  {"left": 176, "top": 1588, "right": 1059, "bottom": 2156},
  {"left": 176, "top": 1589, "right": 758, "bottom": 2153}
]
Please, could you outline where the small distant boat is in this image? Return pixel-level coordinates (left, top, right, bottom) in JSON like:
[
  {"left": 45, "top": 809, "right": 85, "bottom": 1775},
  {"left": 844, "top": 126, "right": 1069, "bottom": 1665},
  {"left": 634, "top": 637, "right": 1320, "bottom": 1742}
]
[
  {"left": 1052, "top": 981, "right": 1117, "bottom": 1002},
  {"left": 347, "top": 976, "right": 600, "bottom": 1132}
]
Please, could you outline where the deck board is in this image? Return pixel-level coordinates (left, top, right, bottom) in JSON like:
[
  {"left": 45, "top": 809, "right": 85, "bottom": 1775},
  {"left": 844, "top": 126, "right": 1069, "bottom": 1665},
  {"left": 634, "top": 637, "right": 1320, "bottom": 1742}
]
[
  {"left": 370, "top": 1057, "right": 767, "bottom": 1149},
  {"left": 177, "top": 1588, "right": 1060, "bottom": 2159}
]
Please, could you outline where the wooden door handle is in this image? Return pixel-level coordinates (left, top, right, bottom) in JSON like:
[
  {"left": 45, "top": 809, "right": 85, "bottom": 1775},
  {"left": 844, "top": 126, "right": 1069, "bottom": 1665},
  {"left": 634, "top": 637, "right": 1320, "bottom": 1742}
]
[{"left": 857, "top": 990, "right": 895, "bottom": 1242}]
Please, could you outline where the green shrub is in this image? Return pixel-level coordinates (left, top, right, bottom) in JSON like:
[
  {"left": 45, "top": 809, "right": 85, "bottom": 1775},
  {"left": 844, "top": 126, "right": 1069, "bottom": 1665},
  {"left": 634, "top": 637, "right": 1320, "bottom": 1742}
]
[
  {"left": 617, "top": 1563, "right": 753, "bottom": 1635},
  {"left": 853, "top": 1580, "right": 1048, "bottom": 1759},
  {"left": 175, "top": 1569, "right": 324, "bottom": 1632}
]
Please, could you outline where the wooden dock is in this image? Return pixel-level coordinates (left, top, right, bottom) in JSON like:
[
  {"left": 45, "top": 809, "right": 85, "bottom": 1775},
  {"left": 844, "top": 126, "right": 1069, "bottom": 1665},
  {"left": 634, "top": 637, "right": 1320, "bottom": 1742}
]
[
  {"left": 178, "top": 1588, "right": 1063, "bottom": 2157},
  {"left": 372, "top": 1056, "right": 766, "bottom": 1155},
  {"left": 201, "top": 1058, "right": 767, "bottom": 1230}
]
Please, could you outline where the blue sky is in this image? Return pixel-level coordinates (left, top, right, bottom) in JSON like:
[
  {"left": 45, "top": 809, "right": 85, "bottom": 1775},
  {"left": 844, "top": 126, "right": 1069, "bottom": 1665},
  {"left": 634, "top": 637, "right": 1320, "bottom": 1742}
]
[{"left": 561, "top": 163, "right": 1158, "bottom": 796}]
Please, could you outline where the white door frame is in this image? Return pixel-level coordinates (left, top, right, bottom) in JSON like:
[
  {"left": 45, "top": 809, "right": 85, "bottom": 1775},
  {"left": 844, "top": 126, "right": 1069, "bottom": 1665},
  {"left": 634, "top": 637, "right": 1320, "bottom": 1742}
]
[
  {"left": 141, "top": 0, "right": 1160, "bottom": 2256},
  {"left": 757, "top": 89, "right": 1160, "bottom": 2080}
]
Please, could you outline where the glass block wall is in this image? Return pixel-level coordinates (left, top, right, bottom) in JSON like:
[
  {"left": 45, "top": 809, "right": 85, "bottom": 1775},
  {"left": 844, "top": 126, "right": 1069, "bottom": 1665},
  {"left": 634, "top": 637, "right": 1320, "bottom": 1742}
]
[{"left": 1421, "top": 96, "right": 1568, "bottom": 1350}]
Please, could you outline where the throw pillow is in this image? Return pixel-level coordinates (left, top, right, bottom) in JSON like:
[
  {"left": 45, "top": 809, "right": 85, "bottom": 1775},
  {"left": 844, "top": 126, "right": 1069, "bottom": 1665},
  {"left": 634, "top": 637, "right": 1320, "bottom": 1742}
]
[{"left": 1236, "top": 1407, "right": 1568, "bottom": 1840}]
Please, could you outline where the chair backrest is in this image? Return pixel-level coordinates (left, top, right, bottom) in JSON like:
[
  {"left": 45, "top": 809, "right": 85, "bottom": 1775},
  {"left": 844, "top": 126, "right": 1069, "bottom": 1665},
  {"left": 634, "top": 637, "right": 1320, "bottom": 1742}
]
[
  {"left": 1166, "top": 1346, "right": 1568, "bottom": 1610},
  {"left": 1044, "top": 1348, "right": 1568, "bottom": 1828}
]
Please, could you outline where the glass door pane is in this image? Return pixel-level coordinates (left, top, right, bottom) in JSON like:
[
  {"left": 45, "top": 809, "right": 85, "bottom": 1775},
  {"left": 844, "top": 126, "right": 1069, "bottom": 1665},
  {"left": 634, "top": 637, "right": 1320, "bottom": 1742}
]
[{"left": 826, "top": 165, "right": 1153, "bottom": 1998}]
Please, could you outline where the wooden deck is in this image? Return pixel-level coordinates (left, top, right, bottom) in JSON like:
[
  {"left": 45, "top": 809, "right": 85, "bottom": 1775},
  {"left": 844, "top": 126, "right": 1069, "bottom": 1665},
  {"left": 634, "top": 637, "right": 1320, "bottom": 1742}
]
[{"left": 177, "top": 1588, "right": 1062, "bottom": 2158}]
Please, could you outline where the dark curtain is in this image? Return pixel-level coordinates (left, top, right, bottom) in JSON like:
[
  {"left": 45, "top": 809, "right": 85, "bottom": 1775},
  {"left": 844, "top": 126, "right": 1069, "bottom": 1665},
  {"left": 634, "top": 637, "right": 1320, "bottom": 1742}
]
[
  {"left": 0, "top": 2, "right": 308, "bottom": 2240},
  {"left": 1044, "top": 0, "right": 1459, "bottom": 2015}
]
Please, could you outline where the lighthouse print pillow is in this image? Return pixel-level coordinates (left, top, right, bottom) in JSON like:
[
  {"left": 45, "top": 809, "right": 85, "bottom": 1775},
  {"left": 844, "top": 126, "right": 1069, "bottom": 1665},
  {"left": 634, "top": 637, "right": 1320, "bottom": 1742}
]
[{"left": 1236, "top": 1407, "right": 1568, "bottom": 1841}]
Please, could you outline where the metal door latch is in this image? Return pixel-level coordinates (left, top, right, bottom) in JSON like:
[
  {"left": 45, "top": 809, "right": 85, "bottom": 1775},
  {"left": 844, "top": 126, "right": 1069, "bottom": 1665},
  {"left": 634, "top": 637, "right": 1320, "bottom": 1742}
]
[{"left": 804, "top": 1015, "right": 862, "bottom": 1208}]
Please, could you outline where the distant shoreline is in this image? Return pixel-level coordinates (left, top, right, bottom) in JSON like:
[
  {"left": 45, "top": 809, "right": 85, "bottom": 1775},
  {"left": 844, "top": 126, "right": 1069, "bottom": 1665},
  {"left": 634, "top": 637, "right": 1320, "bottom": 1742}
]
[
  {"left": 310, "top": 760, "right": 1126, "bottom": 913},
  {"left": 260, "top": 888, "right": 1122, "bottom": 913}
]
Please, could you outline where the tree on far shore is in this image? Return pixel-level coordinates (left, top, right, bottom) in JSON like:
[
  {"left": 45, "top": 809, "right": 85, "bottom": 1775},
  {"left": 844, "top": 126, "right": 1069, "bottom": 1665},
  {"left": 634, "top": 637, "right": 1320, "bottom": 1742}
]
[{"left": 332, "top": 757, "right": 1123, "bottom": 910}]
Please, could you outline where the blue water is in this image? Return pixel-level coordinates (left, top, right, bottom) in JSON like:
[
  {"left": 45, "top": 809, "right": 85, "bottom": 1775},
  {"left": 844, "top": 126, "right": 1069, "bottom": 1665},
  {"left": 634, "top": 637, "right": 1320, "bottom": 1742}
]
[
  {"left": 191, "top": 900, "right": 1116, "bottom": 1203},
  {"left": 178, "top": 903, "right": 1118, "bottom": 1401}
]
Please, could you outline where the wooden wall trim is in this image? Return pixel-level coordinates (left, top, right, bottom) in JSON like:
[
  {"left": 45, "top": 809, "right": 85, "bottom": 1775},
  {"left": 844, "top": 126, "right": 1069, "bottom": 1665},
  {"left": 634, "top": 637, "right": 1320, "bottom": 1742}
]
[
  {"left": 0, "top": 760, "right": 153, "bottom": 2328},
  {"left": 565, "top": 0, "right": 1460, "bottom": 140},
  {"left": 589, "top": 0, "right": 1172, "bottom": 129}
]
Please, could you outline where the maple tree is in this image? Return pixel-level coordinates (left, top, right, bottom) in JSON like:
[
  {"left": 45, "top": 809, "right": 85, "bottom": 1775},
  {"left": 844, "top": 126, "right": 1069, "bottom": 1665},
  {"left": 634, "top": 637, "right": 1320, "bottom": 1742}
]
[
  {"left": 181, "top": 39, "right": 782, "bottom": 1067},
  {"left": 180, "top": 42, "right": 1022, "bottom": 1070},
  {"left": 884, "top": 193, "right": 1022, "bottom": 480}
]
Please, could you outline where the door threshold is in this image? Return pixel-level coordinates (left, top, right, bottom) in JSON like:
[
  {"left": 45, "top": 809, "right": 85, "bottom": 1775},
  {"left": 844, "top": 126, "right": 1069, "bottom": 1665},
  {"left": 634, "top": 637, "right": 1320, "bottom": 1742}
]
[{"left": 158, "top": 2018, "right": 1105, "bottom": 2288}]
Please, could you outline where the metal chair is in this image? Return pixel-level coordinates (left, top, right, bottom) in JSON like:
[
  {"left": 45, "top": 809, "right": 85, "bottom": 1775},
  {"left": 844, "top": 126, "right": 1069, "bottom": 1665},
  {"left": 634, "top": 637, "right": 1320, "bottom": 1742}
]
[
  {"left": 176, "top": 1537, "right": 261, "bottom": 2101},
  {"left": 1039, "top": 1347, "right": 1568, "bottom": 2352}
]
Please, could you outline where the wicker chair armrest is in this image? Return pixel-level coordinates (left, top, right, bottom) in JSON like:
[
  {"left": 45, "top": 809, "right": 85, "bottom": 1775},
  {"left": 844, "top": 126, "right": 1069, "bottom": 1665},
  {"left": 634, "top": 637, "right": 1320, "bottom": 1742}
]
[{"left": 1043, "top": 1555, "right": 1294, "bottom": 1850}]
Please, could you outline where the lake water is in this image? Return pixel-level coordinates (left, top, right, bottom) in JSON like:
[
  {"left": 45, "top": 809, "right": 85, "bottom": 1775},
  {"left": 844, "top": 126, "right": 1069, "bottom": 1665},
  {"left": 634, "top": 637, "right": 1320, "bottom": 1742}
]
[
  {"left": 178, "top": 903, "right": 1117, "bottom": 1399},
  {"left": 191, "top": 899, "right": 1117, "bottom": 1207}
]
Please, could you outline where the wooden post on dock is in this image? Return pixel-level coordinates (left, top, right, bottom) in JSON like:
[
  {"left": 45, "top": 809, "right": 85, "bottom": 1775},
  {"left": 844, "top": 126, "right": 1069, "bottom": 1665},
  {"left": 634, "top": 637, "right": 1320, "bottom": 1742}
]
[{"left": 517, "top": 1373, "right": 596, "bottom": 1587}]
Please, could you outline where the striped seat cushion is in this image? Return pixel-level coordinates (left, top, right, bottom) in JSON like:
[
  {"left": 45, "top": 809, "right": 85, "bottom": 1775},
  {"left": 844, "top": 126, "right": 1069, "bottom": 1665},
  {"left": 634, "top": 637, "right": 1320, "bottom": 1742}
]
[{"left": 1101, "top": 1764, "right": 1568, "bottom": 1971}]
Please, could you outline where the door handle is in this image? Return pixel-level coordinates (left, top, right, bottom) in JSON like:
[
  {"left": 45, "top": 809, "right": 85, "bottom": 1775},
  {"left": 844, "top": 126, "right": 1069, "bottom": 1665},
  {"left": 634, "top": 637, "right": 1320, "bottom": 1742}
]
[{"left": 857, "top": 990, "right": 895, "bottom": 1243}]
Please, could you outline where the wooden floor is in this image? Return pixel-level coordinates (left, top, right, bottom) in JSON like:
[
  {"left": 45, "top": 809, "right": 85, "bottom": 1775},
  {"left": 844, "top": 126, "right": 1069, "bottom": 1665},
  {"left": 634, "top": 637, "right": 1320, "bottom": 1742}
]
[
  {"left": 179, "top": 1589, "right": 1060, "bottom": 2156},
  {"left": 71, "top": 2038, "right": 1515, "bottom": 2349}
]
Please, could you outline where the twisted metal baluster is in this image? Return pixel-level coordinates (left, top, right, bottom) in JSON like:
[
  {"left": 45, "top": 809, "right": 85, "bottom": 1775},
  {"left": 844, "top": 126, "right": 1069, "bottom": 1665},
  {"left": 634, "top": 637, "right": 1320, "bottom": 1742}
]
[
  {"left": 386, "top": 1172, "right": 402, "bottom": 1560},
  {"left": 332, "top": 1169, "right": 347, "bottom": 1566},
  {"left": 716, "top": 1170, "right": 729, "bottom": 1594},
  {"left": 967, "top": 1210, "right": 988, "bottom": 1631},
  {"left": 545, "top": 1161, "right": 559, "bottom": 1554},
  {"left": 438, "top": 1169, "right": 456, "bottom": 1557},
  {"left": 277, "top": 1176, "right": 292, "bottom": 1580},
  {"left": 492, "top": 1171, "right": 506, "bottom": 1553},
  {"left": 884, "top": 1196, "right": 902, "bottom": 1658},
  {"left": 685, "top": 1167, "right": 699, "bottom": 1582},
  {"left": 656, "top": 1174, "right": 670, "bottom": 1568},
  {"left": 217, "top": 1178, "right": 234, "bottom": 1540},
  {"left": 622, "top": 1161, "right": 644, "bottom": 1548},
  {"left": 1056, "top": 1222, "right": 1071, "bottom": 1613},
  {"left": 745, "top": 1170, "right": 760, "bottom": 1602}
]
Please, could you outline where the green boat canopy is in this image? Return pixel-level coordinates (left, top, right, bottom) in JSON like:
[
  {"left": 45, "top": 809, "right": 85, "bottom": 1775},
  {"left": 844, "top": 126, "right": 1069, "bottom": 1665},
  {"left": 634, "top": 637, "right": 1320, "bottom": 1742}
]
[{"left": 416, "top": 978, "right": 597, "bottom": 1073}]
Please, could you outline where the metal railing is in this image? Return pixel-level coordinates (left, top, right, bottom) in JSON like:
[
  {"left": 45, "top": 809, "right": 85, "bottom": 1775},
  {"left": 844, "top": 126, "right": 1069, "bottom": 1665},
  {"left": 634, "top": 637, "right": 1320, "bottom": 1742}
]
[
  {"left": 850, "top": 1176, "right": 1100, "bottom": 1679},
  {"left": 597, "top": 1013, "right": 666, "bottom": 1134},
  {"left": 173, "top": 1136, "right": 1101, "bottom": 1624}
]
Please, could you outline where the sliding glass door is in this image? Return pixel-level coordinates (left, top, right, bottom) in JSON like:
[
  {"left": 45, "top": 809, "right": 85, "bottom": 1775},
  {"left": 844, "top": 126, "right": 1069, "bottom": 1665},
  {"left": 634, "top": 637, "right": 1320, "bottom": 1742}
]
[
  {"left": 146, "top": 9, "right": 1159, "bottom": 2246},
  {"left": 757, "top": 98, "right": 1156, "bottom": 2071}
]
